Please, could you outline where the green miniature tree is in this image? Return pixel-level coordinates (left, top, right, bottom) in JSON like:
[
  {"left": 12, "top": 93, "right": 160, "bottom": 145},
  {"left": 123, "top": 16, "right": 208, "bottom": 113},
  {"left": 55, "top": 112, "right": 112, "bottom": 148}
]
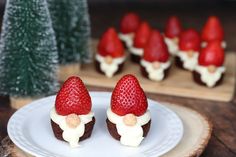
[
  {"left": 47, "top": 0, "right": 92, "bottom": 81},
  {"left": 0, "top": 0, "right": 58, "bottom": 109}
]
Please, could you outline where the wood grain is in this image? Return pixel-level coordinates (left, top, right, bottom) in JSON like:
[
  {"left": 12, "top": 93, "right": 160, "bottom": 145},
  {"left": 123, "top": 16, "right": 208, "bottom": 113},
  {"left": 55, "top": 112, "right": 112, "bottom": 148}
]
[{"left": 78, "top": 51, "right": 236, "bottom": 102}]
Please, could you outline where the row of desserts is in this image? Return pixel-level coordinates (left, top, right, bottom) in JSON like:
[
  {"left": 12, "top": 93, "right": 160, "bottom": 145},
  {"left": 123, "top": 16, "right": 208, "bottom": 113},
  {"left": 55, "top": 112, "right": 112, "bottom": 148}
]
[
  {"left": 95, "top": 14, "right": 226, "bottom": 88},
  {"left": 50, "top": 75, "right": 151, "bottom": 148}
]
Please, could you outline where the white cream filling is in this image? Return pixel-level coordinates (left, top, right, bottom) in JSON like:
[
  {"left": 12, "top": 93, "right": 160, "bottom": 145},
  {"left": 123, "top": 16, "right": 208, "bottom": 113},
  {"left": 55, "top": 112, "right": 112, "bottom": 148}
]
[
  {"left": 128, "top": 43, "right": 144, "bottom": 56},
  {"left": 201, "top": 41, "right": 226, "bottom": 49},
  {"left": 50, "top": 108, "right": 94, "bottom": 148},
  {"left": 95, "top": 54, "right": 125, "bottom": 78},
  {"left": 195, "top": 65, "right": 225, "bottom": 87},
  {"left": 177, "top": 51, "right": 199, "bottom": 71},
  {"left": 107, "top": 108, "right": 151, "bottom": 147},
  {"left": 141, "top": 59, "right": 171, "bottom": 81},
  {"left": 164, "top": 37, "right": 179, "bottom": 55},
  {"left": 119, "top": 33, "right": 134, "bottom": 48}
]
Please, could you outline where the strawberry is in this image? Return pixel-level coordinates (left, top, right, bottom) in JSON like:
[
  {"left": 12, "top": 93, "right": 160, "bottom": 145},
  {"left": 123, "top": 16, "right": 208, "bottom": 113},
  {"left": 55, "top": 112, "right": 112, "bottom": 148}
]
[
  {"left": 98, "top": 27, "right": 124, "bottom": 58},
  {"left": 55, "top": 76, "right": 92, "bottom": 116},
  {"left": 179, "top": 29, "right": 201, "bottom": 51},
  {"left": 201, "top": 16, "right": 224, "bottom": 42},
  {"left": 133, "top": 22, "right": 152, "bottom": 48},
  {"left": 164, "top": 16, "right": 182, "bottom": 38},
  {"left": 143, "top": 30, "right": 170, "bottom": 62},
  {"left": 111, "top": 74, "right": 148, "bottom": 116},
  {"left": 198, "top": 41, "right": 224, "bottom": 67},
  {"left": 120, "top": 12, "right": 141, "bottom": 34}
]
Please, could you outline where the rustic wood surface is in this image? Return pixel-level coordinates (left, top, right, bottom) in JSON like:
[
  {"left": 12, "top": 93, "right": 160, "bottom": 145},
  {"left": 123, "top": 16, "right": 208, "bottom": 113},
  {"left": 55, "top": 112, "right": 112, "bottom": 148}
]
[{"left": 1, "top": 3, "right": 236, "bottom": 157}]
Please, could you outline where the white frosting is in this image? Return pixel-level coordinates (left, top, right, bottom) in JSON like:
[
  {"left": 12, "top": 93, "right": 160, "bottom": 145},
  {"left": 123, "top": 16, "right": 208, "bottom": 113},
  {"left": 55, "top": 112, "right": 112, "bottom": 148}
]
[
  {"left": 128, "top": 44, "right": 144, "bottom": 56},
  {"left": 50, "top": 108, "right": 94, "bottom": 148},
  {"left": 96, "top": 54, "right": 125, "bottom": 78},
  {"left": 119, "top": 33, "right": 134, "bottom": 48},
  {"left": 195, "top": 65, "right": 225, "bottom": 87},
  {"left": 107, "top": 108, "right": 151, "bottom": 147},
  {"left": 141, "top": 59, "right": 171, "bottom": 81},
  {"left": 177, "top": 51, "right": 199, "bottom": 71},
  {"left": 201, "top": 41, "right": 226, "bottom": 49},
  {"left": 164, "top": 37, "right": 179, "bottom": 55}
]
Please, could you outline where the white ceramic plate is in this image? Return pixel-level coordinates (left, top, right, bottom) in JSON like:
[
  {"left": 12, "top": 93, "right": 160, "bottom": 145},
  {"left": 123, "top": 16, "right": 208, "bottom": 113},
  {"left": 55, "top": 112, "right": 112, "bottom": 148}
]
[{"left": 8, "top": 92, "right": 183, "bottom": 157}]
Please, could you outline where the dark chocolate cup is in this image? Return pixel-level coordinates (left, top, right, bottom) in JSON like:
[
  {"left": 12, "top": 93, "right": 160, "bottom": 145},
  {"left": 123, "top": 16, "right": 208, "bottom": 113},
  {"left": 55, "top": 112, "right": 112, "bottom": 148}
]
[
  {"left": 130, "top": 53, "right": 141, "bottom": 64},
  {"left": 51, "top": 117, "right": 95, "bottom": 142},
  {"left": 175, "top": 56, "right": 187, "bottom": 70},
  {"left": 193, "top": 70, "right": 224, "bottom": 87},
  {"left": 106, "top": 118, "right": 151, "bottom": 141},
  {"left": 95, "top": 60, "right": 124, "bottom": 76},
  {"left": 140, "top": 64, "right": 171, "bottom": 81}
]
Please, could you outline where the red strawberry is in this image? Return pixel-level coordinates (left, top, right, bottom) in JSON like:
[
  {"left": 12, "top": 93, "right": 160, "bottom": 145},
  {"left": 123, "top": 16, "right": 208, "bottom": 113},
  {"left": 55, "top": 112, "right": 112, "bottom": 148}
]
[
  {"left": 201, "top": 16, "right": 224, "bottom": 42},
  {"left": 198, "top": 41, "right": 224, "bottom": 67},
  {"left": 98, "top": 27, "right": 124, "bottom": 58},
  {"left": 143, "top": 30, "right": 170, "bottom": 62},
  {"left": 55, "top": 76, "right": 92, "bottom": 116},
  {"left": 179, "top": 29, "right": 201, "bottom": 51},
  {"left": 164, "top": 16, "right": 182, "bottom": 38},
  {"left": 120, "top": 12, "right": 141, "bottom": 34},
  {"left": 111, "top": 74, "right": 148, "bottom": 116},
  {"left": 133, "top": 22, "right": 152, "bottom": 48}
]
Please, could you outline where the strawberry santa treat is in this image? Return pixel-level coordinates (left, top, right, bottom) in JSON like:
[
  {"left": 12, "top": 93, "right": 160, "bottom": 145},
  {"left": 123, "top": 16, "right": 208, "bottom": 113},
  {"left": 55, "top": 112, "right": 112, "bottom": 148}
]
[
  {"left": 95, "top": 28, "right": 126, "bottom": 78},
  {"left": 176, "top": 29, "right": 201, "bottom": 71},
  {"left": 201, "top": 16, "right": 226, "bottom": 48},
  {"left": 193, "top": 41, "right": 225, "bottom": 87},
  {"left": 141, "top": 30, "right": 171, "bottom": 81},
  {"left": 50, "top": 76, "right": 95, "bottom": 148},
  {"left": 106, "top": 74, "right": 151, "bottom": 147},
  {"left": 164, "top": 16, "right": 182, "bottom": 55},
  {"left": 119, "top": 12, "right": 141, "bottom": 48},
  {"left": 128, "top": 21, "right": 152, "bottom": 63}
]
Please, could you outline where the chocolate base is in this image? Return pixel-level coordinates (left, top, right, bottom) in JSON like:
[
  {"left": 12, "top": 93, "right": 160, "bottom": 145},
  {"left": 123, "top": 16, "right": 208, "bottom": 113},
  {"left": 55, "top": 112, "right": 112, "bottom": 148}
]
[
  {"left": 130, "top": 53, "right": 141, "bottom": 63},
  {"left": 140, "top": 64, "right": 171, "bottom": 81},
  {"left": 175, "top": 56, "right": 187, "bottom": 70},
  {"left": 95, "top": 60, "right": 124, "bottom": 76},
  {"left": 106, "top": 118, "right": 151, "bottom": 141},
  {"left": 193, "top": 70, "right": 224, "bottom": 87},
  {"left": 51, "top": 117, "right": 95, "bottom": 142}
]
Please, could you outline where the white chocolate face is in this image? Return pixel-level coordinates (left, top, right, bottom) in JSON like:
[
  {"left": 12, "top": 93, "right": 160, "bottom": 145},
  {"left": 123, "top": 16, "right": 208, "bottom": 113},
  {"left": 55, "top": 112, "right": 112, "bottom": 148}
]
[
  {"left": 152, "top": 61, "right": 161, "bottom": 69},
  {"left": 207, "top": 65, "right": 216, "bottom": 73},
  {"left": 66, "top": 114, "right": 81, "bottom": 128},
  {"left": 123, "top": 114, "right": 137, "bottom": 126},
  {"left": 104, "top": 56, "right": 113, "bottom": 65}
]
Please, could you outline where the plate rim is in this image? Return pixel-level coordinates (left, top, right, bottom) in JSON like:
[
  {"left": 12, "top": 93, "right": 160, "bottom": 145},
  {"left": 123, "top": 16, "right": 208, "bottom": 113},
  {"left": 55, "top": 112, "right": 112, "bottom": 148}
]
[{"left": 8, "top": 91, "right": 184, "bottom": 157}]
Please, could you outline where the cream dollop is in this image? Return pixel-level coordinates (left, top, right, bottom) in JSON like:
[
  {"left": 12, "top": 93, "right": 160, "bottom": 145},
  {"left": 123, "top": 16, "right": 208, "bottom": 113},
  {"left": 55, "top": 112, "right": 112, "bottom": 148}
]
[
  {"left": 164, "top": 37, "right": 179, "bottom": 55},
  {"left": 107, "top": 108, "right": 151, "bottom": 147},
  {"left": 50, "top": 108, "right": 94, "bottom": 148},
  {"left": 141, "top": 59, "right": 171, "bottom": 81},
  {"left": 195, "top": 65, "right": 225, "bottom": 87},
  {"left": 128, "top": 44, "right": 144, "bottom": 56},
  {"left": 177, "top": 51, "right": 199, "bottom": 71},
  {"left": 96, "top": 54, "right": 125, "bottom": 78},
  {"left": 201, "top": 41, "right": 226, "bottom": 49},
  {"left": 119, "top": 33, "right": 134, "bottom": 48}
]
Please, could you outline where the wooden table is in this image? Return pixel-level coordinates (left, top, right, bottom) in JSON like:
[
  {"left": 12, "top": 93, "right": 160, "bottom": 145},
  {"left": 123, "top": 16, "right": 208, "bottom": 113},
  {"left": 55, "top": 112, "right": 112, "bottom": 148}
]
[{"left": 0, "top": 3, "right": 236, "bottom": 157}]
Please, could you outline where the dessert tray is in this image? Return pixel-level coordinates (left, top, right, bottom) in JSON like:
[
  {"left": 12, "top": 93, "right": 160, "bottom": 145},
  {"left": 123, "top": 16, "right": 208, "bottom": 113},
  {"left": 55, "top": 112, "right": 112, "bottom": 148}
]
[
  {"left": 8, "top": 92, "right": 184, "bottom": 157},
  {"left": 78, "top": 40, "right": 236, "bottom": 102}
]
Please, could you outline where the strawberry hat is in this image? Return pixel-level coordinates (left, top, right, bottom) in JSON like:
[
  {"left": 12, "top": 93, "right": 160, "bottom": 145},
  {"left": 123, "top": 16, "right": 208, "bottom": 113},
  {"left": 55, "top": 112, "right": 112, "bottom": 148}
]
[
  {"left": 98, "top": 28, "right": 125, "bottom": 58},
  {"left": 55, "top": 76, "right": 92, "bottom": 116},
  {"left": 111, "top": 74, "right": 148, "bottom": 116},
  {"left": 143, "top": 30, "right": 170, "bottom": 63},
  {"left": 179, "top": 29, "right": 201, "bottom": 51},
  {"left": 133, "top": 21, "right": 152, "bottom": 48},
  {"left": 120, "top": 12, "right": 141, "bottom": 34},
  {"left": 201, "top": 16, "right": 224, "bottom": 42},
  {"left": 198, "top": 41, "right": 224, "bottom": 67},
  {"left": 164, "top": 16, "right": 182, "bottom": 39}
]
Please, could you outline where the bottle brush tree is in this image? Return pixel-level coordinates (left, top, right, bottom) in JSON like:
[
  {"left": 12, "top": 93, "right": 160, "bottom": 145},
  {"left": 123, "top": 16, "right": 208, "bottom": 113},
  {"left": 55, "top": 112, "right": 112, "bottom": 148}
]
[
  {"left": 0, "top": 0, "right": 59, "bottom": 109},
  {"left": 47, "top": 0, "right": 92, "bottom": 81}
]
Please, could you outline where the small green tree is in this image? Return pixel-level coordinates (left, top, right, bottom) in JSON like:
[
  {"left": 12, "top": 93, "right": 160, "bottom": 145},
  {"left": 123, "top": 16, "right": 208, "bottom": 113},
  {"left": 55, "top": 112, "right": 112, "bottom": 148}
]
[
  {"left": 0, "top": 0, "right": 58, "bottom": 106},
  {"left": 47, "top": 0, "right": 92, "bottom": 64}
]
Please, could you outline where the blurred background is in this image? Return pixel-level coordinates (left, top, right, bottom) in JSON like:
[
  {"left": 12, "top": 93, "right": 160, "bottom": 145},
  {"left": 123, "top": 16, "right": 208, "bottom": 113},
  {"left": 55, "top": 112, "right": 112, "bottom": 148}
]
[{"left": 0, "top": 0, "right": 235, "bottom": 50}]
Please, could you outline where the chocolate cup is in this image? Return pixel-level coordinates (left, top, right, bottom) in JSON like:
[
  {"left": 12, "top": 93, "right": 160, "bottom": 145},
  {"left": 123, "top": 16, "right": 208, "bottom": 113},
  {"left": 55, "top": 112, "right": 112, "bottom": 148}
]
[
  {"left": 140, "top": 64, "right": 171, "bottom": 81},
  {"left": 95, "top": 60, "right": 124, "bottom": 76},
  {"left": 130, "top": 53, "right": 141, "bottom": 64},
  {"left": 175, "top": 56, "right": 188, "bottom": 70},
  {"left": 106, "top": 118, "right": 151, "bottom": 141},
  {"left": 51, "top": 117, "right": 95, "bottom": 142},
  {"left": 193, "top": 70, "right": 224, "bottom": 87}
]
